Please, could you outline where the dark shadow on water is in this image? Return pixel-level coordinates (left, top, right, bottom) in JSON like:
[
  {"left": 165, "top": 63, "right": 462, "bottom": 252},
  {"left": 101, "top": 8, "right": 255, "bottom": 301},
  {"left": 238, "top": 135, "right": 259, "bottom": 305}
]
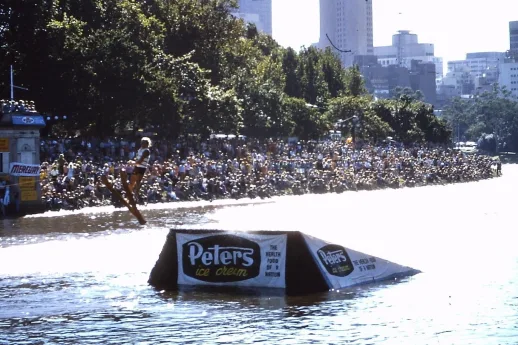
[
  {"left": 0, "top": 207, "right": 226, "bottom": 247},
  {"left": 0, "top": 202, "right": 268, "bottom": 244}
]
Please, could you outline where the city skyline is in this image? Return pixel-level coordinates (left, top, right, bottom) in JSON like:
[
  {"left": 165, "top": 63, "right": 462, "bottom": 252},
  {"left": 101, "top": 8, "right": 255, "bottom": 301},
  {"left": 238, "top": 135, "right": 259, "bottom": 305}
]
[{"left": 272, "top": 0, "right": 518, "bottom": 72}]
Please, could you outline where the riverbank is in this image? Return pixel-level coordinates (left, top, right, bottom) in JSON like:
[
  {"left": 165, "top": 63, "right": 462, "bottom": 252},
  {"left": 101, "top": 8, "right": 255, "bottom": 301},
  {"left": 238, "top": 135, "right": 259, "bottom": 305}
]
[
  {"left": 27, "top": 168, "right": 503, "bottom": 220},
  {"left": 15, "top": 141, "right": 502, "bottom": 217}
]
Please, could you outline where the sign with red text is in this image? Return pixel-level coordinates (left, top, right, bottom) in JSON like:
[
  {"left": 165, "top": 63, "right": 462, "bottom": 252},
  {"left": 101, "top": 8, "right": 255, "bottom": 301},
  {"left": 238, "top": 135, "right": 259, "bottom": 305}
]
[
  {"left": 176, "top": 232, "right": 287, "bottom": 288},
  {"left": 303, "top": 234, "right": 417, "bottom": 289},
  {"left": 9, "top": 162, "right": 40, "bottom": 176}
]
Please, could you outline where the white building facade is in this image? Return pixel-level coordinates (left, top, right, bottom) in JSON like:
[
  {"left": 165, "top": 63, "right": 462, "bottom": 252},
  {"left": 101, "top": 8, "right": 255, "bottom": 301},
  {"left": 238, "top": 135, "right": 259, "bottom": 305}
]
[
  {"left": 317, "top": 0, "right": 373, "bottom": 67},
  {"left": 374, "top": 31, "right": 443, "bottom": 86},
  {"left": 466, "top": 52, "right": 505, "bottom": 77},
  {"left": 445, "top": 52, "right": 505, "bottom": 95},
  {"left": 442, "top": 65, "right": 474, "bottom": 95},
  {"left": 233, "top": 0, "right": 272, "bottom": 36},
  {"left": 498, "top": 62, "right": 518, "bottom": 98},
  {"left": 448, "top": 52, "right": 505, "bottom": 77}
]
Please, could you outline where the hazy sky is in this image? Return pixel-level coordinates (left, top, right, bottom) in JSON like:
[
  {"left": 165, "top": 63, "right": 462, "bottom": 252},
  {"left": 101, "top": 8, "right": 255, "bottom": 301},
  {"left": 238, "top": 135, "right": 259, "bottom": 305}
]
[{"left": 272, "top": 0, "right": 518, "bottom": 69}]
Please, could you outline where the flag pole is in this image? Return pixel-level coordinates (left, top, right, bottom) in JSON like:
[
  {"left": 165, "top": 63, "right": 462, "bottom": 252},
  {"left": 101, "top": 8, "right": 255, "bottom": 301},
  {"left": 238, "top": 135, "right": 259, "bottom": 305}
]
[{"left": 10, "top": 65, "right": 14, "bottom": 100}]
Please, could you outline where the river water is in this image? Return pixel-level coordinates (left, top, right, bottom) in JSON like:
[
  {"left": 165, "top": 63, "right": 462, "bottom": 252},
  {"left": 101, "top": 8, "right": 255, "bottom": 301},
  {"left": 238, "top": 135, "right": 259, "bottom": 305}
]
[{"left": 1, "top": 166, "right": 517, "bottom": 345}]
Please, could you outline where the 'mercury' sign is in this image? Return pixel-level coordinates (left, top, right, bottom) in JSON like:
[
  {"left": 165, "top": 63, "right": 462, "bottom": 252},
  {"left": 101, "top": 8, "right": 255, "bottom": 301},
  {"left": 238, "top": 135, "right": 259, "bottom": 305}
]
[{"left": 9, "top": 163, "right": 41, "bottom": 176}]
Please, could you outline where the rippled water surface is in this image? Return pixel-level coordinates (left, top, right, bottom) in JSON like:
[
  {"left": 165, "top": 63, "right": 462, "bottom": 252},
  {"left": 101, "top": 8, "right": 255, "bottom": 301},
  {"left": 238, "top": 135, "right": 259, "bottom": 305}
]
[{"left": 1, "top": 166, "right": 517, "bottom": 345}]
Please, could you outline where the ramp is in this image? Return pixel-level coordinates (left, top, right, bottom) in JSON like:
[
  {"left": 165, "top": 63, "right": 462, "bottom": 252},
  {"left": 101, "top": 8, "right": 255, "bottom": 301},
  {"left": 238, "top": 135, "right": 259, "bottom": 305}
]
[{"left": 148, "top": 229, "right": 420, "bottom": 294}]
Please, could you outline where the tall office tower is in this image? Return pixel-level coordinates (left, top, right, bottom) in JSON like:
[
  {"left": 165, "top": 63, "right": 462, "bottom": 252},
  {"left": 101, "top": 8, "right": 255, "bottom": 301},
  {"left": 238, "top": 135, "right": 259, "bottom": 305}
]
[
  {"left": 510, "top": 21, "right": 518, "bottom": 55},
  {"left": 232, "top": 0, "right": 273, "bottom": 36},
  {"left": 318, "top": 0, "right": 373, "bottom": 67}
]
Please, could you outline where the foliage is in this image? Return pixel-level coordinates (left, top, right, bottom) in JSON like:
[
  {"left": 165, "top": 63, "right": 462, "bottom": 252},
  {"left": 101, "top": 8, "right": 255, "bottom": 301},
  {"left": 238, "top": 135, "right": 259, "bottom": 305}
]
[
  {"left": 325, "top": 71, "right": 449, "bottom": 144},
  {"left": 283, "top": 97, "right": 328, "bottom": 140},
  {"left": 443, "top": 84, "right": 518, "bottom": 151},
  {"left": 343, "top": 65, "right": 367, "bottom": 97},
  {"left": 0, "top": 0, "right": 451, "bottom": 143},
  {"left": 391, "top": 86, "right": 424, "bottom": 101}
]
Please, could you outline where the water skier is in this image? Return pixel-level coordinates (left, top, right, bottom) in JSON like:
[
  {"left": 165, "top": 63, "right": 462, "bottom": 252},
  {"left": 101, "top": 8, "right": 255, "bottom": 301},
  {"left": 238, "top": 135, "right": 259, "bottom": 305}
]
[{"left": 128, "top": 137, "right": 151, "bottom": 199}]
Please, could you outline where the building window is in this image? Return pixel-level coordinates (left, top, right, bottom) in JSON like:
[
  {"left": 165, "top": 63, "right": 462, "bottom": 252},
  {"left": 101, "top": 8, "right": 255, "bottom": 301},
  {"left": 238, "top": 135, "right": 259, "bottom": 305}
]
[{"left": 18, "top": 152, "right": 35, "bottom": 165}]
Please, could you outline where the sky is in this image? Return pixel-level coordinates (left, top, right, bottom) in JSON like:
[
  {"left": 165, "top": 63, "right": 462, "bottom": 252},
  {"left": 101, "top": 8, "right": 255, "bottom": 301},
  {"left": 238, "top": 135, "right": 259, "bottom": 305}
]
[{"left": 272, "top": 0, "right": 518, "bottom": 72}]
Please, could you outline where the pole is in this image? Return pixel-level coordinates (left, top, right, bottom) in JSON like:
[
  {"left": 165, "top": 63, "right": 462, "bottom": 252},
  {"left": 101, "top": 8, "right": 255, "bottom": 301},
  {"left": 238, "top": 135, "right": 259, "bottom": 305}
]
[{"left": 10, "top": 65, "right": 14, "bottom": 100}]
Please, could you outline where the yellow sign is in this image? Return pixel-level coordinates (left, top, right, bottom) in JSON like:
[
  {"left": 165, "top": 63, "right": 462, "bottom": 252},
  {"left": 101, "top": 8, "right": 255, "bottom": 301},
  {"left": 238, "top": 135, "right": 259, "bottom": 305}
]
[
  {"left": 19, "top": 177, "right": 36, "bottom": 190},
  {"left": 21, "top": 190, "right": 38, "bottom": 201},
  {"left": 0, "top": 138, "right": 8, "bottom": 151}
]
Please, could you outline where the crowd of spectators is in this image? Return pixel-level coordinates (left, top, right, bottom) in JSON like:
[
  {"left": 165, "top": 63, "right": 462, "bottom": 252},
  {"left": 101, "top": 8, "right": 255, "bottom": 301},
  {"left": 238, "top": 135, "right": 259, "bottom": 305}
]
[
  {"left": 1, "top": 99, "right": 38, "bottom": 114},
  {"left": 35, "top": 136, "right": 500, "bottom": 211}
]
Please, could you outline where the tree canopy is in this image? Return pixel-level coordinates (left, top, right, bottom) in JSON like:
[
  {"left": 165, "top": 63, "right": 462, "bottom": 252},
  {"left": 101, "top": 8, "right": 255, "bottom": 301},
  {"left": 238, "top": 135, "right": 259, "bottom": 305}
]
[
  {"left": 443, "top": 84, "right": 518, "bottom": 151},
  {"left": 1, "top": 0, "right": 450, "bottom": 144}
]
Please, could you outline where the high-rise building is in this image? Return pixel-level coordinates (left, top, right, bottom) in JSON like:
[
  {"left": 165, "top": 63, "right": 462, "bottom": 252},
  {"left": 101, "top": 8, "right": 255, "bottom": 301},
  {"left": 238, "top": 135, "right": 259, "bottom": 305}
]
[
  {"left": 232, "top": 0, "right": 272, "bottom": 36},
  {"left": 374, "top": 30, "right": 443, "bottom": 86},
  {"left": 317, "top": 0, "right": 373, "bottom": 67},
  {"left": 510, "top": 21, "right": 518, "bottom": 54}
]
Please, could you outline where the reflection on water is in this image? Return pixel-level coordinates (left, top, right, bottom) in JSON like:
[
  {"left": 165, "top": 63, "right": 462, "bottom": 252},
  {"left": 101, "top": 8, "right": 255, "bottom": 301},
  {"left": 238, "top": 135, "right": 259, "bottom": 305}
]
[{"left": 0, "top": 167, "right": 517, "bottom": 344}]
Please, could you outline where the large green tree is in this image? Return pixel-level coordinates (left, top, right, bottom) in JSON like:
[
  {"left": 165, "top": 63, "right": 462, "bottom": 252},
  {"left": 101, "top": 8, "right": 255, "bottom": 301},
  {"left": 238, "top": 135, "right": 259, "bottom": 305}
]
[
  {"left": 0, "top": 0, "right": 454, "bottom": 144},
  {"left": 444, "top": 84, "right": 518, "bottom": 150}
]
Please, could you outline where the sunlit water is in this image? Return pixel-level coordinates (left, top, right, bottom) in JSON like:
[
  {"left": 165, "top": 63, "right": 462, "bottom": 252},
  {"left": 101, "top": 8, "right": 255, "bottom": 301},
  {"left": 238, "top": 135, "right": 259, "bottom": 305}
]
[{"left": 1, "top": 167, "right": 517, "bottom": 344}]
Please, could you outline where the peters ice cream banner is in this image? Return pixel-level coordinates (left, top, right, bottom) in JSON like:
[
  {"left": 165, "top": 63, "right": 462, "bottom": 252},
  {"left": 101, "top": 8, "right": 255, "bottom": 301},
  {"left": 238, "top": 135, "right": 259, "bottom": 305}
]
[
  {"left": 176, "top": 232, "right": 287, "bottom": 288},
  {"left": 302, "top": 233, "right": 417, "bottom": 289}
]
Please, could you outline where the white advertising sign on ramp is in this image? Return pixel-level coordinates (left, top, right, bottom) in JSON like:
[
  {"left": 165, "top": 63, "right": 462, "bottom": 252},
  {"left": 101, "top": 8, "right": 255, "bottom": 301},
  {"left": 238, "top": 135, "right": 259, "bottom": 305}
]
[
  {"left": 303, "top": 234, "right": 418, "bottom": 289},
  {"left": 176, "top": 232, "right": 287, "bottom": 289}
]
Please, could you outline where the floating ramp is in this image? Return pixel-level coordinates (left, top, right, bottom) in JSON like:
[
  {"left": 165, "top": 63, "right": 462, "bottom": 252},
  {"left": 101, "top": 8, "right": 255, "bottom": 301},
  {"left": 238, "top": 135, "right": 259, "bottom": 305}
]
[{"left": 149, "top": 229, "right": 420, "bottom": 295}]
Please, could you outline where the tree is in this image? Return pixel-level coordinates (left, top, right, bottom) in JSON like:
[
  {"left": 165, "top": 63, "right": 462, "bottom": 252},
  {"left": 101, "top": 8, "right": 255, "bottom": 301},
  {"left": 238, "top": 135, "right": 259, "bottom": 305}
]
[
  {"left": 282, "top": 47, "right": 302, "bottom": 98},
  {"left": 413, "top": 101, "right": 451, "bottom": 144},
  {"left": 325, "top": 95, "right": 394, "bottom": 143},
  {"left": 0, "top": 0, "right": 455, "bottom": 144},
  {"left": 442, "top": 97, "right": 474, "bottom": 141},
  {"left": 148, "top": 0, "right": 244, "bottom": 85},
  {"left": 391, "top": 86, "right": 424, "bottom": 101},
  {"left": 298, "top": 46, "right": 329, "bottom": 106},
  {"left": 46, "top": 0, "right": 169, "bottom": 136},
  {"left": 184, "top": 85, "right": 242, "bottom": 137},
  {"left": 284, "top": 97, "right": 329, "bottom": 139},
  {"left": 371, "top": 96, "right": 451, "bottom": 144},
  {"left": 362, "top": 108, "right": 394, "bottom": 143},
  {"left": 343, "top": 65, "right": 367, "bottom": 97},
  {"left": 320, "top": 48, "right": 347, "bottom": 98},
  {"left": 443, "top": 84, "right": 518, "bottom": 150}
]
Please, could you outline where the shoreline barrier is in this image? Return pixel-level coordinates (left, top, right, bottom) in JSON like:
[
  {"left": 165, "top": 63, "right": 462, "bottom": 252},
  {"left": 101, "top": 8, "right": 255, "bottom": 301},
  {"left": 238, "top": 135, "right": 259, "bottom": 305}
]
[{"left": 148, "top": 229, "right": 420, "bottom": 295}]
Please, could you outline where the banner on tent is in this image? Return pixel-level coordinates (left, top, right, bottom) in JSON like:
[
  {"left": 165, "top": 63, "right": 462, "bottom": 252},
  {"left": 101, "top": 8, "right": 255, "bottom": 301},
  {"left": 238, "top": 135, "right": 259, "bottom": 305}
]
[
  {"left": 176, "top": 232, "right": 287, "bottom": 288},
  {"left": 302, "top": 234, "right": 415, "bottom": 289}
]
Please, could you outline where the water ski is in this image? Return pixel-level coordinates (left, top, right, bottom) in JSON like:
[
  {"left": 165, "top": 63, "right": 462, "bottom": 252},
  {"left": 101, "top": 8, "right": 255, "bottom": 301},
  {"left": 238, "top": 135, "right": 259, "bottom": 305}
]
[{"left": 101, "top": 174, "right": 146, "bottom": 225}]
